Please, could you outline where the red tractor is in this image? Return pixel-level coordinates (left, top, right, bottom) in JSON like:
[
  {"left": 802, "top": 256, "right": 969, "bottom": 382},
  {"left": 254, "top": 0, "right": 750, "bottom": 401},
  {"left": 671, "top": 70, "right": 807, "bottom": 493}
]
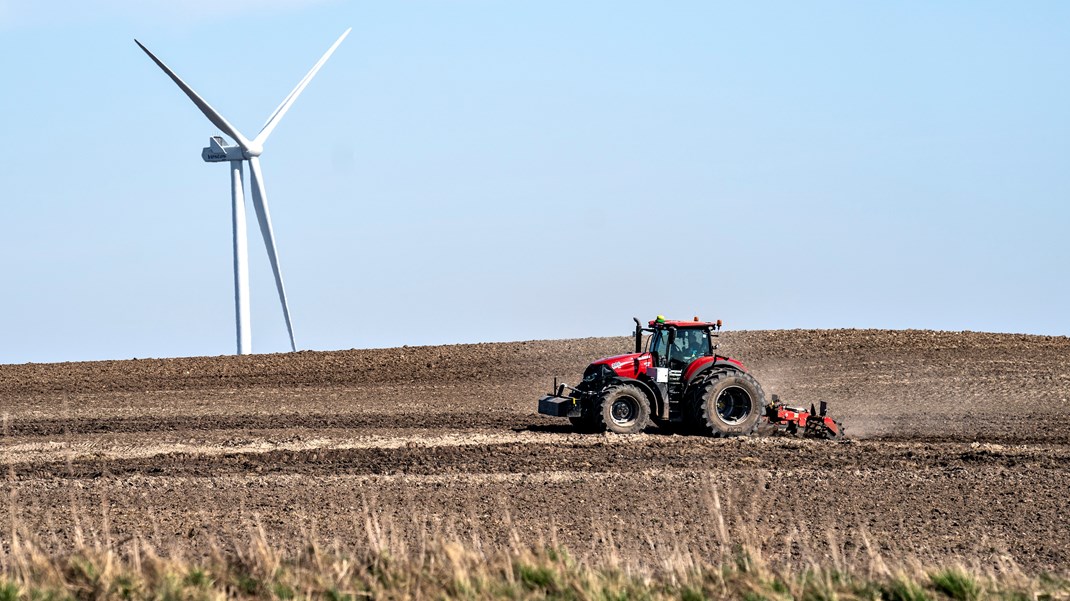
[{"left": 538, "top": 316, "right": 844, "bottom": 439}]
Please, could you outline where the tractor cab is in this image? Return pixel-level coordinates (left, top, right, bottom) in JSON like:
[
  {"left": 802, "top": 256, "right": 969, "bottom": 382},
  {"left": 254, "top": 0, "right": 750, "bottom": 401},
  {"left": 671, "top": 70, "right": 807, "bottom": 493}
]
[{"left": 640, "top": 316, "right": 721, "bottom": 371}]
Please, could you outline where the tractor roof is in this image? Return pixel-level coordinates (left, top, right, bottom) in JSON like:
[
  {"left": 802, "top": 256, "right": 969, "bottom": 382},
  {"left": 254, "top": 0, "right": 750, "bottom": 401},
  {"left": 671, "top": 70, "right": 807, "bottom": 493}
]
[{"left": 648, "top": 317, "right": 721, "bottom": 329}]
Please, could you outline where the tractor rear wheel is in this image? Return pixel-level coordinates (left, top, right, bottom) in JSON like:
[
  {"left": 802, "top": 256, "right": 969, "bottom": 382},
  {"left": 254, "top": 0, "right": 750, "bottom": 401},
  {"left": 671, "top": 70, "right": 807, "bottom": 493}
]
[
  {"left": 690, "top": 369, "right": 765, "bottom": 437},
  {"left": 597, "top": 384, "right": 651, "bottom": 434}
]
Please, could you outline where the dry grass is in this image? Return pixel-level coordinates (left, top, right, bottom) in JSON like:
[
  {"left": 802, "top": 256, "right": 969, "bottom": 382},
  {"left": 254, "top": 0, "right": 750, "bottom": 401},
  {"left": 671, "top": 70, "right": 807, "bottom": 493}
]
[
  {"left": 1, "top": 532, "right": 1069, "bottom": 600},
  {"left": 0, "top": 490, "right": 1067, "bottom": 601}
]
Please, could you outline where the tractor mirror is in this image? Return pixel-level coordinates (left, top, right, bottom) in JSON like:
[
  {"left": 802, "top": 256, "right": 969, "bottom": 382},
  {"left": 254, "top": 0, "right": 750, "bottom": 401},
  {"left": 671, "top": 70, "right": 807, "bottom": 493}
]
[{"left": 667, "top": 329, "right": 676, "bottom": 347}]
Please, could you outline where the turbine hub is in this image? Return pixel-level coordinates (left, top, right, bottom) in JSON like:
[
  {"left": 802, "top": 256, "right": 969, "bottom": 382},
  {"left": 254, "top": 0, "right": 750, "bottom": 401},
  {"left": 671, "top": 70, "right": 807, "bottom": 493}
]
[{"left": 243, "top": 143, "right": 264, "bottom": 158}]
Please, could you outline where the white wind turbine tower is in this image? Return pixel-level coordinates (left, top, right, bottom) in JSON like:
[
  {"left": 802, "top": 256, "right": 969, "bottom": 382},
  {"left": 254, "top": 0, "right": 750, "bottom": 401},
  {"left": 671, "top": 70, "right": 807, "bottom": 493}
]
[{"left": 135, "top": 29, "right": 351, "bottom": 355}]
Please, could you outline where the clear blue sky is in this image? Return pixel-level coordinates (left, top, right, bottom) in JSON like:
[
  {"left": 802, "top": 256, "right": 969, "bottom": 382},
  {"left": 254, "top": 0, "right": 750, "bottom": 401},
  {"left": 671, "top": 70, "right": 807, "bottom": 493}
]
[{"left": 1, "top": 1, "right": 1067, "bottom": 364}]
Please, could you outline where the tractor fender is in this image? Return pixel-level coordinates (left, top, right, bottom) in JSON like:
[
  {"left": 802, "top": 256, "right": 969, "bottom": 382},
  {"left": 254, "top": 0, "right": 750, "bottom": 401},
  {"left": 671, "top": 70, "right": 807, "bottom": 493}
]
[
  {"left": 607, "top": 376, "right": 664, "bottom": 419},
  {"left": 685, "top": 358, "right": 747, "bottom": 386}
]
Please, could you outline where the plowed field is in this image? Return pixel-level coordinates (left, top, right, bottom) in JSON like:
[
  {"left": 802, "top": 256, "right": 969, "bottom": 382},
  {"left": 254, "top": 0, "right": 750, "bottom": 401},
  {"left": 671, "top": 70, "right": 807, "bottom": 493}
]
[{"left": 2, "top": 330, "right": 1069, "bottom": 572}]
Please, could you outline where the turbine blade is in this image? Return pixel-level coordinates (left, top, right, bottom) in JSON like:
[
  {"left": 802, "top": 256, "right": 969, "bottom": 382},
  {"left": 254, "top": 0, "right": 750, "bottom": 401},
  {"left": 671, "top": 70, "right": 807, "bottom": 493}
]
[
  {"left": 247, "top": 157, "right": 297, "bottom": 352},
  {"left": 134, "top": 39, "right": 252, "bottom": 149},
  {"left": 254, "top": 28, "right": 351, "bottom": 148}
]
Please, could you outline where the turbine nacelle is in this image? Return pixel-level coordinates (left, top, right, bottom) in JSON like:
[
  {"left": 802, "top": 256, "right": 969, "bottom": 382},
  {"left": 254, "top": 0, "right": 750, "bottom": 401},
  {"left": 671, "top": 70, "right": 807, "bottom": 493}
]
[
  {"left": 202, "top": 136, "right": 244, "bottom": 162},
  {"left": 202, "top": 137, "right": 264, "bottom": 162}
]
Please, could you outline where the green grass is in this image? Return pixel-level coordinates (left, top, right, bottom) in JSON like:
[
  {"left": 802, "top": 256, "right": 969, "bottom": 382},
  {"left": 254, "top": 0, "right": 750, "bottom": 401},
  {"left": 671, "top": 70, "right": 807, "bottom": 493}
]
[
  {"left": 0, "top": 583, "right": 19, "bottom": 601},
  {"left": 930, "top": 569, "right": 982, "bottom": 601},
  {"left": 882, "top": 577, "right": 932, "bottom": 601}
]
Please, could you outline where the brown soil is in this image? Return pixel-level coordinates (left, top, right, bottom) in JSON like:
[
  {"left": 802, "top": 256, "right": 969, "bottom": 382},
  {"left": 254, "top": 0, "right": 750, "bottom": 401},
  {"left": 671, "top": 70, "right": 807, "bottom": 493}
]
[{"left": 1, "top": 329, "right": 1068, "bottom": 572}]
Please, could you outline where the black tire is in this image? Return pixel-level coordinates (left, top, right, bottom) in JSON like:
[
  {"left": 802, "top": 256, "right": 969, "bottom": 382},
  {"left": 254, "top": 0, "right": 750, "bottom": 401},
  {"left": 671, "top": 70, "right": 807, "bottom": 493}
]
[
  {"left": 597, "top": 384, "right": 651, "bottom": 434},
  {"left": 689, "top": 369, "right": 765, "bottom": 437}
]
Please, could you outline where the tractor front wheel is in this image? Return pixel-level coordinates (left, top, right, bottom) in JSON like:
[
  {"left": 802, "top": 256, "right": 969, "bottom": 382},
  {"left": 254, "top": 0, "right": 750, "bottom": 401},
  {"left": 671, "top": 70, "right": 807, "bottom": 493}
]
[
  {"left": 597, "top": 384, "right": 651, "bottom": 434},
  {"left": 690, "top": 369, "right": 765, "bottom": 437}
]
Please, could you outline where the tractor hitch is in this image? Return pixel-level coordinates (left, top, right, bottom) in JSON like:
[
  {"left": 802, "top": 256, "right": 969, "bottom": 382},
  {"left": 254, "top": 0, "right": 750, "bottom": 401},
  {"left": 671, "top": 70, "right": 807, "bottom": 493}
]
[{"left": 537, "top": 378, "right": 585, "bottom": 418}]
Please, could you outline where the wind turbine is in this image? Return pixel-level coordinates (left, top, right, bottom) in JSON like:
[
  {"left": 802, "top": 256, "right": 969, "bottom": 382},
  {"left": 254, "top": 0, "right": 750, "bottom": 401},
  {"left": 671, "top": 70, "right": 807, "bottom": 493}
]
[{"left": 134, "top": 29, "right": 351, "bottom": 355}]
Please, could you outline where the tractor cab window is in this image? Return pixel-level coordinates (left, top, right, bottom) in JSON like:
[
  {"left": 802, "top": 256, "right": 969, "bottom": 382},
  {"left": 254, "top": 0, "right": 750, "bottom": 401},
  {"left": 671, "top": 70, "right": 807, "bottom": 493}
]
[
  {"left": 669, "top": 329, "right": 711, "bottom": 367},
  {"left": 650, "top": 331, "right": 667, "bottom": 357},
  {"left": 650, "top": 328, "right": 711, "bottom": 368}
]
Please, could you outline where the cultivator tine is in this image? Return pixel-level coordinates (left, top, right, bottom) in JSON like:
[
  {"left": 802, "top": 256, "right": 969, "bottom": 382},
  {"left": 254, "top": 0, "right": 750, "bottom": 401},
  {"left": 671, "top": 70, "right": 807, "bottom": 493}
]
[{"left": 747, "top": 391, "right": 846, "bottom": 441}]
